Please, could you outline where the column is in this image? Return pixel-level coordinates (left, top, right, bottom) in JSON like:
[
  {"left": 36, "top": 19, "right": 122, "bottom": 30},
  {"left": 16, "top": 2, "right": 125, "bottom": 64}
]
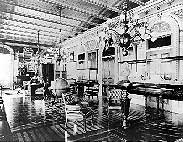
[
  {"left": 97, "top": 36, "right": 104, "bottom": 123},
  {"left": 98, "top": 42, "right": 103, "bottom": 97},
  {"left": 178, "top": 31, "right": 183, "bottom": 80},
  {"left": 114, "top": 44, "right": 119, "bottom": 83},
  {"left": 53, "top": 59, "right": 57, "bottom": 80},
  {"left": 10, "top": 51, "right": 14, "bottom": 90}
]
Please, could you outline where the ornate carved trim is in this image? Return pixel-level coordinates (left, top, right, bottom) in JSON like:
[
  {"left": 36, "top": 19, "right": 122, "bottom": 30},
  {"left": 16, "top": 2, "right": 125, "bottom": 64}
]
[
  {"left": 165, "top": 0, "right": 175, "bottom": 5},
  {"left": 172, "top": 9, "right": 183, "bottom": 19}
]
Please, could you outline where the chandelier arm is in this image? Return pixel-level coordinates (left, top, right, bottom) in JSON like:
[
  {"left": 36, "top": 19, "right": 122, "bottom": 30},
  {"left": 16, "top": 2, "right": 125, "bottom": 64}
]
[
  {"left": 144, "top": 28, "right": 152, "bottom": 39},
  {"left": 130, "top": 34, "right": 139, "bottom": 42},
  {"left": 108, "top": 29, "right": 120, "bottom": 36},
  {"left": 128, "top": 26, "right": 136, "bottom": 33},
  {"left": 107, "top": 29, "right": 121, "bottom": 43},
  {"left": 137, "top": 34, "right": 145, "bottom": 42}
]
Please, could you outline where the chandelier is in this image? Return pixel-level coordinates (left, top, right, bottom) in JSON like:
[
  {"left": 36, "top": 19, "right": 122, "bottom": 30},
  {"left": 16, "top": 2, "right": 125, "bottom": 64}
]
[
  {"left": 56, "top": 6, "right": 62, "bottom": 62},
  {"left": 102, "top": 0, "right": 151, "bottom": 56}
]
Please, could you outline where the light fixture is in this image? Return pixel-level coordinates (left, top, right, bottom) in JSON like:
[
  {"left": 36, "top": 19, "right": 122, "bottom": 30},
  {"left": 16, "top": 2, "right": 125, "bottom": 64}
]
[
  {"left": 56, "top": 6, "right": 62, "bottom": 62},
  {"left": 102, "top": 0, "right": 151, "bottom": 56},
  {"left": 36, "top": 30, "right": 40, "bottom": 55}
]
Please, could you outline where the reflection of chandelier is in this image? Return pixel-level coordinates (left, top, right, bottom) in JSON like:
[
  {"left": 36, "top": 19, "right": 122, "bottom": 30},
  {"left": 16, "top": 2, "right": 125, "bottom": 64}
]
[{"left": 102, "top": 0, "right": 151, "bottom": 56}]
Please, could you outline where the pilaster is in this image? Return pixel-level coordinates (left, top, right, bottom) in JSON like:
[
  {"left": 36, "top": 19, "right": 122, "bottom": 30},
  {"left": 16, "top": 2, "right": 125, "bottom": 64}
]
[{"left": 114, "top": 44, "right": 119, "bottom": 83}]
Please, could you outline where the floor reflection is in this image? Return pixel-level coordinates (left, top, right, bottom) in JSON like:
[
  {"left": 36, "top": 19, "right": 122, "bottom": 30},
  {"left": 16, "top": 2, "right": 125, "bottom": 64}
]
[
  {"left": 2, "top": 92, "right": 183, "bottom": 141},
  {"left": 3, "top": 95, "right": 46, "bottom": 130}
]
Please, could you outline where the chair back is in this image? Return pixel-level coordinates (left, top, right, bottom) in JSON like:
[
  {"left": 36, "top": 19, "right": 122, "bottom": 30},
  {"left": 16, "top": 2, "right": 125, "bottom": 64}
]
[
  {"left": 64, "top": 94, "right": 78, "bottom": 105},
  {"left": 107, "top": 88, "right": 127, "bottom": 106},
  {"left": 61, "top": 93, "right": 80, "bottom": 113}
]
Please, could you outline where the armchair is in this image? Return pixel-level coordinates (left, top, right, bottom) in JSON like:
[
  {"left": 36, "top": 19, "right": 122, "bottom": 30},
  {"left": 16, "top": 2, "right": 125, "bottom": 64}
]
[
  {"left": 61, "top": 93, "right": 93, "bottom": 141},
  {"left": 107, "top": 86, "right": 131, "bottom": 128}
]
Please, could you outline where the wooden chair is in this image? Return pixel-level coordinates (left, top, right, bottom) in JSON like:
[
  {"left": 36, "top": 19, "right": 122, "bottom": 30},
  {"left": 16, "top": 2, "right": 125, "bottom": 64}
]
[
  {"left": 67, "top": 79, "right": 77, "bottom": 94},
  {"left": 107, "top": 87, "right": 131, "bottom": 128},
  {"left": 61, "top": 93, "right": 93, "bottom": 141},
  {"left": 107, "top": 88, "right": 124, "bottom": 110}
]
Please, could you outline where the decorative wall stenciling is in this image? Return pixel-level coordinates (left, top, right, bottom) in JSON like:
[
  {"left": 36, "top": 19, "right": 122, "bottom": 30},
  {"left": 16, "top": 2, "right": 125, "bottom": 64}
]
[
  {"left": 150, "top": 22, "right": 171, "bottom": 33},
  {"left": 119, "top": 62, "right": 131, "bottom": 81},
  {"left": 83, "top": 40, "right": 98, "bottom": 51}
]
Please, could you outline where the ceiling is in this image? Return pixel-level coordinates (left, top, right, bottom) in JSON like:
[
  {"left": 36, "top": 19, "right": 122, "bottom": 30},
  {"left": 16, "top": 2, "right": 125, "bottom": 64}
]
[{"left": 0, "top": 0, "right": 150, "bottom": 51}]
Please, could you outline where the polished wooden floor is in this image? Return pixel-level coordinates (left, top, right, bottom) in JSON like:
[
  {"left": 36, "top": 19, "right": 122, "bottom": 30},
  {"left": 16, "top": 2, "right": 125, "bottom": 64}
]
[{"left": 2, "top": 91, "right": 183, "bottom": 141}]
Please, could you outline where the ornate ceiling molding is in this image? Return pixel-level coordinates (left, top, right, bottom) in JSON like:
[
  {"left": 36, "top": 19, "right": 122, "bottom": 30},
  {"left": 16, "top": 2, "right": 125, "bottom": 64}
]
[
  {"left": 130, "top": 0, "right": 146, "bottom": 6},
  {"left": 2, "top": 0, "right": 98, "bottom": 27},
  {"left": 0, "top": 1, "right": 90, "bottom": 31},
  {"left": 41, "top": 0, "right": 108, "bottom": 20},
  {"left": 165, "top": 0, "right": 175, "bottom": 5},
  {"left": 0, "top": 0, "right": 152, "bottom": 46},
  {"left": 134, "top": 0, "right": 164, "bottom": 14},
  {"left": 0, "top": 11, "right": 72, "bottom": 32},
  {"left": 80, "top": 0, "right": 120, "bottom": 13},
  {"left": 172, "top": 9, "right": 183, "bottom": 19}
]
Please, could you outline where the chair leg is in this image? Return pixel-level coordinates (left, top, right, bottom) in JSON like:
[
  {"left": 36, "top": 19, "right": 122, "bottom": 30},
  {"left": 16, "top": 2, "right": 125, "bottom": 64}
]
[
  {"left": 65, "top": 131, "right": 68, "bottom": 142},
  {"left": 65, "top": 122, "right": 68, "bottom": 142},
  {"left": 91, "top": 115, "right": 94, "bottom": 126},
  {"left": 73, "top": 122, "right": 77, "bottom": 135},
  {"left": 84, "top": 117, "right": 86, "bottom": 133}
]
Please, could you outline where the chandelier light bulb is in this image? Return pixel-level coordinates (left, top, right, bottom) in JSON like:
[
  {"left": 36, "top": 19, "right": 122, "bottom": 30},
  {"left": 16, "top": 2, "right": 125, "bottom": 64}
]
[
  {"left": 151, "top": 37, "right": 157, "bottom": 42},
  {"left": 102, "top": 23, "right": 108, "bottom": 28},
  {"left": 47, "top": 48, "right": 52, "bottom": 52},
  {"left": 106, "top": 18, "right": 112, "bottom": 25},
  {"left": 46, "top": 53, "right": 49, "bottom": 57},
  {"left": 102, "top": 23, "right": 109, "bottom": 33},
  {"left": 144, "top": 34, "right": 151, "bottom": 40},
  {"left": 63, "top": 54, "right": 67, "bottom": 59},
  {"left": 120, "top": 14, "right": 125, "bottom": 21}
]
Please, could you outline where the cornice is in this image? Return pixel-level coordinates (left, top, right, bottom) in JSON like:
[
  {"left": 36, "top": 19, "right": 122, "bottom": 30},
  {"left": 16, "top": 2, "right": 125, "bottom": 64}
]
[
  {"left": 172, "top": 9, "right": 183, "bottom": 19},
  {"left": 134, "top": 0, "right": 183, "bottom": 19},
  {"left": 134, "top": 0, "right": 165, "bottom": 14}
]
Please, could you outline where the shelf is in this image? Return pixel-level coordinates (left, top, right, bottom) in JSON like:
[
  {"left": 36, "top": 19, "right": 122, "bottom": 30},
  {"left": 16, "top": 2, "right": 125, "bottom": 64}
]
[
  {"left": 78, "top": 60, "right": 85, "bottom": 63},
  {"left": 118, "top": 59, "right": 146, "bottom": 64},
  {"left": 77, "top": 68, "right": 87, "bottom": 70},
  {"left": 87, "top": 68, "right": 98, "bottom": 70}
]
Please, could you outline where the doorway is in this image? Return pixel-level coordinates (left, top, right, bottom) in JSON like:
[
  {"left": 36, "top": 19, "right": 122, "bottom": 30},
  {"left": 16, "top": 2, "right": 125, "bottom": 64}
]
[
  {"left": 0, "top": 53, "right": 12, "bottom": 88},
  {"left": 42, "top": 64, "right": 54, "bottom": 83}
]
